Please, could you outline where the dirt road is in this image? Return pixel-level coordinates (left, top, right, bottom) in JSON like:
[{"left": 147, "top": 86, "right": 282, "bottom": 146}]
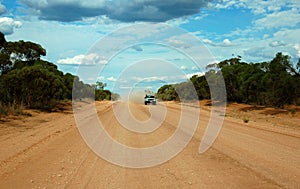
[{"left": 0, "top": 101, "right": 299, "bottom": 188}]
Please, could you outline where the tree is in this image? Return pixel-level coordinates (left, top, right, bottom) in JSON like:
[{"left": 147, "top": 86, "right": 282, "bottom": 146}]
[
  {"left": 0, "top": 63, "right": 66, "bottom": 109},
  {"left": 96, "top": 81, "right": 107, "bottom": 90},
  {"left": 0, "top": 33, "right": 46, "bottom": 75},
  {"left": 62, "top": 73, "right": 75, "bottom": 99},
  {"left": 261, "top": 53, "right": 296, "bottom": 107},
  {"left": 157, "top": 84, "right": 178, "bottom": 101},
  {"left": 95, "top": 90, "right": 111, "bottom": 101},
  {"left": 111, "top": 93, "right": 121, "bottom": 101},
  {"left": 169, "top": 81, "right": 199, "bottom": 101},
  {"left": 0, "top": 34, "right": 119, "bottom": 114},
  {"left": 0, "top": 53, "right": 12, "bottom": 75},
  {"left": 72, "top": 77, "right": 94, "bottom": 100},
  {"left": 0, "top": 32, "right": 6, "bottom": 48},
  {"left": 157, "top": 53, "right": 300, "bottom": 107}
]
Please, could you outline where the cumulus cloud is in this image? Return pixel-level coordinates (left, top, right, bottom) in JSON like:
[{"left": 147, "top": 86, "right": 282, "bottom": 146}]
[
  {"left": 203, "top": 38, "right": 233, "bottom": 47},
  {"left": 202, "top": 39, "right": 215, "bottom": 46},
  {"left": 0, "top": 3, "right": 6, "bottom": 15},
  {"left": 180, "top": 65, "right": 187, "bottom": 70},
  {"left": 192, "top": 66, "right": 198, "bottom": 71},
  {"left": 168, "top": 38, "right": 191, "bottom": 49},
  {"left": 132, "top": 76, "right": 168, "bottom": 82},
  {"left": 294, "top": 44, "right": 300, "bottom": 58},
  {"left": 107, "top": 76, "right": 117, "bottom": 82},
  {"left": 254, "top": 9, "right": 300, "bottom": 29},
  {"left": 20, "top": 0, "right": 211, "bottom": 22},
  {"left": 269, "top": 40, "right": 286, "bottom": 47},
  {"left": 57, "top": 54, "right": 85, "bottom": 65},
  {"left": 186, "top": 71, "right": 204, "bottom": 79},
  {"left": 193, "top": 14, "right": 208, "bottom": 21},
  {"left": 213, "top": 0, "right": 296, "bottom": 16},
  {"left": 244, "top": 47, "right": 275, "bottom": 59},
  {"left": 0, "top": 17, "right": 22, "bottom": 35},
  {"left": 57, "top": 53, "right": 108, "bottom": 65},
  {"left": 222, "top": 38, "right": 231, "bottom": 46}
]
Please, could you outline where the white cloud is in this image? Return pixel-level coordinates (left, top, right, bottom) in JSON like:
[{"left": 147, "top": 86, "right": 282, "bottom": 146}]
[
  {"left": 294, "top": 44, "right": 300, "bottom": 58},
  {"left": 204, "top": 0, "right": 300, "bottom": 63},
  {"left": 193, "top": 14, "right": 208, "bottom": 21},
  {"left": 273, "top": 28, "right": 300, "bottom": 42},
  {"left": 5, "top": 0, "right": 299, "bottom": 84},
  {"left": 0, "top": 17, "right": 22, "bottom": 35},
  {"left": 269, "top": 40, "right": 286, "bottom": 47},
  {"left": 186, "top": 71, "right": 204, "bottom": 79},
  {"left": 202, "top": 38, "right": 233, "bottom": 47},
  {"left": 132, "top": 76, "right": 168, "bottom": 82},
  {"left": 57, "top": 53, "right": 107, "bottom": 65},
  {"left": 190, "top": 31, "right": 202, "bottom": 36},
  {"left": 166, "top": 17, "right": 190, "bottom": 26},
  {"left": 213, "top": 0, "right": 236, "bottom": 9},
  {"left": 254, "top": 9, "right": 300, "bottom": 29},
  {"left": 202, "top": 39, "right": 215, "bottom": 46},
  {"left": 97, "top": 76, "right": 105, "bottom": 80},
  {"left": 212, "top": 0, "right": 297, "bottom": 15},
  {"left": 282, "top": 51, "right": 292, "bottom": 57},
  {"left": 57, "top": 54, "right": 85, "bottom": 65},
  {"left": 192, "top": 66, "right": 198, "bottom": 71},
  {"left": 180, "top": 65, "right": 187, "bottom": 70},
  {"left": 107, "top": 76, "right": 117, "bottom": 82},
  {"left": 168, "top": 38, "right": 190, "bottom": 49},
  {"left": 6, "top": 19, "right": 119, "bottom": 63},
  {"left": 223, "top": 39, "right": 231, "bottom": 46},
  {"left": 0, "top": 3, "right": 6, "bottom": 15},
  {"left": 244, "top": 47, "right": 275, "bottom": 60}
]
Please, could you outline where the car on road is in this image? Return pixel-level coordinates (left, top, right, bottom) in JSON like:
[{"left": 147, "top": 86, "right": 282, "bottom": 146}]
[{"left": 144, "top": 95, "right": 156, "bottom": 105}]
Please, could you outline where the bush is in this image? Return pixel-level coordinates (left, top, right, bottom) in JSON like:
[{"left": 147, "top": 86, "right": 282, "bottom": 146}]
[
  {"left": 243, "top": 117, "right": 249, "bottom": 123},
  {"left": 0, "top": 102, "right": 25, "bottom": 116}
]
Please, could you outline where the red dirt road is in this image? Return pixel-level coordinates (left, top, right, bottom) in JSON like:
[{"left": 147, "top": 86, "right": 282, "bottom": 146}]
[{"left": 0, "top": 101, "right": 299, "bottom": 188}]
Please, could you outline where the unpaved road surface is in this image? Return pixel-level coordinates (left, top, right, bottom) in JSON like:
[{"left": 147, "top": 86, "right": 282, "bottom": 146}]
[{"left": 0, "top": 101, "right": 299, "bottom": 188}]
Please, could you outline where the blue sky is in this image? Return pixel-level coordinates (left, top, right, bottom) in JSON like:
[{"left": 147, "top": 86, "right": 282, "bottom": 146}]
[{"left": 1, "top": 0, "right": 300, "bottom": 96}]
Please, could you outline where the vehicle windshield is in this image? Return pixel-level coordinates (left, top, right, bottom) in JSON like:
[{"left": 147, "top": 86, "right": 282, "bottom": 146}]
[{"left": 145, "top": 95, "right": 155, "bottom": 98}]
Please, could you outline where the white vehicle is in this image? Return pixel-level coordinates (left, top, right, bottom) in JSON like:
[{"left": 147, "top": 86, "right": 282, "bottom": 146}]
[{"left": 144, "top": 95, "right": 156, "bottom": 105}]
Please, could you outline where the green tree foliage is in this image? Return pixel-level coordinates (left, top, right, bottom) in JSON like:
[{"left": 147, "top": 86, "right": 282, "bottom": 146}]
[
  {"left": 157, "top": 53, "right": 300, "bottom": 107},
  {"left": 96, "top": 81, "right": 107, "bottom": 90},
  {"left": 156, "top": 84, "right": 178, "bottom": 101},
  {"left": 190, "top": 74, "right": 210, "bottom": 100},
  {"left": 94, "top": 81, "right": 120, "bottom": 101},
  {"left": 0, "top": 32, "right": 6, "bottom": 47},
  {"left": 95, "top": 89, "right": 111, "bottom": 101},
  {"left": 6, "top": 40, "right": 46, "bottom": 63},
  {"left": 259, "top": 53, "right": 298, "bottom": 107},
  {"left": 0, "top": 61, "right": 68, "bottom": 109},
  {"left": 72, "top": 76, "right": 95, "bottom": 100},
  {"left": 0, "top": 37, "right": 46, "bottom": 75},
  {"left": 111, "top": 93, "right": 121, "bottom": 101},
  {"left": 0, "top": 32, "right": 118, "bottom": 113}
]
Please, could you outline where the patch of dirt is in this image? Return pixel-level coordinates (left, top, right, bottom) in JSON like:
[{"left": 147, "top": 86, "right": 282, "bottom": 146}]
[
  {"left": 239, "top": 106, "right": 265, "bottom": 112},
  {"left": 0, "top": 101, "right": 299, "bottom": 188},
  {"left": 260, "top": 109, "right": 289, "bottom": 115}
]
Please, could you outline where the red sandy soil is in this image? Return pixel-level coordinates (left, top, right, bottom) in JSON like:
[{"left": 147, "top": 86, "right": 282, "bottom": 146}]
[{"left": 0, "top": 100, "right": 299, "bottom": 188}]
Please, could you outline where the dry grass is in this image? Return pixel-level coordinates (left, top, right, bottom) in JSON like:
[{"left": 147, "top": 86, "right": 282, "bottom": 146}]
[{"left": 0, "top": 102, "right": 25, "bottom": 116}]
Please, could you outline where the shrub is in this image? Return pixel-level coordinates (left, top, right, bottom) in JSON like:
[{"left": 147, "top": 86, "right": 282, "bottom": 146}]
[{"left": 243, "top": 117, "right": 249, "bottom": 123}]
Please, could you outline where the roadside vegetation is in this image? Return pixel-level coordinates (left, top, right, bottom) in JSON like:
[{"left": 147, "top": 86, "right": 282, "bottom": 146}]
[
  {"left": 157, "top": 53, "right": 300, "bottom": 108},
  {"left": 0, "top": 32, "right": 117, "bottom": 115}
]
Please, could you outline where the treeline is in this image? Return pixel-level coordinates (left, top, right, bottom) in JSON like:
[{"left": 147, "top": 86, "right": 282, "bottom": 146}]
[
  {"left": 0, "top": 32, "right": 117, "bottom": 114},
  {"left": 93, "top": 81, "right": 120, "bottom": 101},
  {"left": 157, "top": 53, "right": 300, "bottom": 108}
]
